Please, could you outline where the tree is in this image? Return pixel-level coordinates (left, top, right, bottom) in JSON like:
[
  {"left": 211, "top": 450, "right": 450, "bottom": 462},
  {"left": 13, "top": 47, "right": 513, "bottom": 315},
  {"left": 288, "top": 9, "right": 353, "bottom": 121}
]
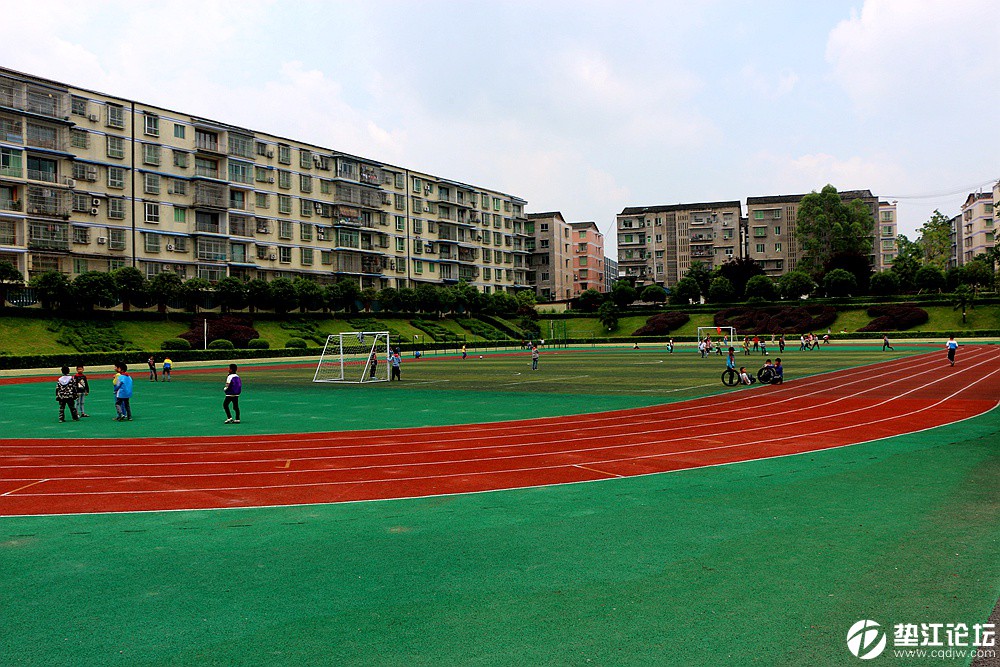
[
  {"left": 437, "top": 286, "right": 456, "bottom": 315},
  {"left": 706, "top": 276, "right": 735, "bottom": 303},
  {"left": 914, "top": 266, "right": 945, "bottom": 293},
  {"left": 269, "top": 277, "right": 298, "bottom": 314},
  {"left": 397, "top": 287, "right": 418, "bottom": 313},
  {"left": 683, "top": 261, "right": 714, "bottom": 298},
  {"left": 916, "top": 210, "right": 952, "bottom": 270},
  {"left": 71, "top": 271, "right": 117, "bottom": 310},
  {"left": 414, "top": 284, "right": 440, "bottom": 315},
  {"left": 778, "top": 271, "right": 816, "bottom": 300},
  {"left": 716, "top": 257, "right": 764, "bottom": 299},
  {"left": 0, "top": 260, "right": 24, "bottom": 308},
  {"left": 868, "top": 271, "right": 900, "bottom": 297},
  {"left": 215, "top": 277, "right": 248, "bottom": 312},
  {"left": 245, "top": 278, "right": 272, "bottom": 313},
  {"left": 378, "top": 287, "right": 401, "bottom": 313},
  {"left": 575, "top": 288, "right": 605, "bottom": 312},
  {"left": 111, "top": 266, "right": 146, "bottom": 312},
  {"left": 744, "top": 274, "right": 778, "bottom": 301},
  {"left": 359, "top": 287, "right": 379, "bottom": 312},
  {"left": 890, "top": 234, "right": 922, "bottom": 292},
  {"left": 795, "top": 185, "right": 875, "bottom": 275},
  {"left": 670, "top": 277, "right": 701, "bottom": 305},
  {"left": 515, "top": 290, "right": 537, "bottom": 310},
  {"left": 610, "top": 280, "right": 637, "bottom": 308},
  {"left": 597, "top": 301, "right": 619, "bottom": 332},
  {"left": 951, "top": 284, "right": 975, "bottom": 324},
  {"left": 824, "top": 251, "right": 872, "bottom": 295},
  {"left": 640, "top": 284, "right": 667, "bottom": 304},
  {"left": 294, "top": 278, "right": 324, "bottom": 312},
  {"left": 147, "top": 271, "right": 183, "bottom": 313},
  {"left": 961, "top": 257, "right": 995, "bottom": 295},
  {"left": 337, "top": 280, "right": 362, "bottom": 312},
  {"left": 28, "top": 270, "right": 72, "bottom": 310},
  {"left": 180, "top": 278, "right": 213, "bottom": 313},
  {"left": 488, "top": 290, "right": 518, "bottom": 316},
  {"left": 822, "top": 268, "right": 857, "bottom": 298}
]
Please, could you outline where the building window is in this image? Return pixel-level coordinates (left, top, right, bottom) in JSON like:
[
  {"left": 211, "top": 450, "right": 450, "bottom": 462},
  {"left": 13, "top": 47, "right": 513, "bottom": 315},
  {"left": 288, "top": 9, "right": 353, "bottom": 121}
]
[
  {"left": 174, "top": 124, "right": 185, "bottom": 139},
  {"left": 753, "top": 227, "right": 767, "bottom": 238},
  {"left": 279, "top": 246, "right": 292, "bottom": 263},
  {"left": 772, "top": 209, "right": 781, "bottom": 219},
  {"left": 493, "top": 197, "right": 501, "bottom": 211},
  {"left": 299, "top": 199, "right": 312, "bottom": 217},
  {"left": 278, "top": 170, "right": 291, "bottom": 189},
  {"left": 255, "top": 192, "right": 268, "bottom": 209},
  {"left": 300, "top": 223, "right": 313, "bottom": 241},
  {"left": 228, "top": 134, "right": 254, "bottom": 159},
  {"left": 107, "top": 135, "right": 125, "bottom": 159},
  {"left": 196, "top": 237, "right": 227, "bottom": 262},
  {"left": 228, "top": 161, "right": 253, "bottom": 184},
  {"left": 278, "top": 195, "right": 292, "bottom": 214},
  {"left": 145, "top": 233, "right": 160, "bottom": 253},
  {"left": 255, "top": 166, "right": 268, "bottom": 182},
  {"left": 169, "top": 179, "right": 187, "bottom": 196},
  {"left": 71, "top": 97, "right": 87, "bottom": 116},
  {"left": 107, "top": 105, "right": 125, "bottom": 129},
  {"left": 300, "top": 174, "right": 312, "bottom": 192},
  {"left": 301, "top": 247, "right": 313, "bottom": 265},
  {"left": 753, "top": 210, "right": 764, "bottom": 220},
  {"left": 299, "top": 150, "right": 312, "bottom": 169},
  {"left": 195, "top": 129, "right": 218, "bottom": 152},
  {"left": 107, "top": 166, "right": 125, "bottom": 189},
  {"left": 755, "top": 243, "right": 765, "bottom": 253},
  {"left": 70, "top": 129, "right": 88, "bottom": 149},
  {"left": 144, "top": 115, "right": 159, "bottom": 137},
  {"left": 72, "top": 226, "right": 89, "bottom": 244},
  {"left": 174, "top": 208, "right": 186, "bottom": 223},
  {"left": 255, "top": 141, "right": 268, "bottom": 157},
  {"left": 109, "top": 228, "right": 126, "bottom": 250},
  {"left": 108, "top": 199, "right": 125, "bottom": 219},
  {"left": 774, "top": 226, "right": 781, "bottom": 236},
  {"left": 277, "top": 144, "right": 291, "bottom": 164},
  {"left": 278, "top": 220, "right": 293, "bottom": 239},
  {"left": 173, "top": 151, "right": 189, "bottom": 168},
  {"left": 144, "top": 202, "right": 160, "bottom": 223},
  {"left": 144, "top": 173, "right": 160, "bottom": 195},
  {"left": 143, "top": 143, "right": 160, "bottom": 166},
  {"left": 775, "top": 242, "right": 782, "bottom": 252}
]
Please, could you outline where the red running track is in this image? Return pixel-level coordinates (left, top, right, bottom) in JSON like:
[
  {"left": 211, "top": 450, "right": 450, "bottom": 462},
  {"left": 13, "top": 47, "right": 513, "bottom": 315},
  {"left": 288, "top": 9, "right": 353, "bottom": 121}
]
[{"left": 1, "top": 346, "right": 997, "bottom": 516}]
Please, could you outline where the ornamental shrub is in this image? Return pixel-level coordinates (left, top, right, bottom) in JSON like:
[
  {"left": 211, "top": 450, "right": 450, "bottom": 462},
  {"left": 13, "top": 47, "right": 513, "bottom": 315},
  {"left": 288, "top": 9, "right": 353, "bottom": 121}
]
[
  {"left": 285, "top": 338, "right": 307, "bottom": 349},
  {"left": 714, "top": 305, "right": 837, "bottom": 334},
  {"left": 631, "top": 312, "right": 691, "bottom": 336},
  {"left": 247, "top": 339, "right": 270, "bottom": 349},
  {"left": 858, "top": 305, "right": 929, "bottom": 332},
  {"left": 207, "top": 338, "right": 235, "bottom": 350},
  {"left": 161, "top": 338, "right": 192, "bottom": 350}
]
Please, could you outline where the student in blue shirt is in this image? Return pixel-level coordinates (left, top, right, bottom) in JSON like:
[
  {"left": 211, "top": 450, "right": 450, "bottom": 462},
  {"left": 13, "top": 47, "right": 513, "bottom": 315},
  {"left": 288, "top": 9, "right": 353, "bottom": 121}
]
[{"left": 113, "top": 362, "right": 133, "bottom": 421}]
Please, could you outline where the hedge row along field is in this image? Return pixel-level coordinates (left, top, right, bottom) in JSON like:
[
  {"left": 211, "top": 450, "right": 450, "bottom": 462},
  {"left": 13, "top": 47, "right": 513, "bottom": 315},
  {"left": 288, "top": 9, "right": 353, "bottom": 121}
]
[
  {"left": 858, "top": 305, "right": 930, "bottom": 332},
  {"left": 632, "top": 312, "right": 691, "bottom": 336},
  {"left": 714, "top": 306, "right": 838, "bottom": 334}
]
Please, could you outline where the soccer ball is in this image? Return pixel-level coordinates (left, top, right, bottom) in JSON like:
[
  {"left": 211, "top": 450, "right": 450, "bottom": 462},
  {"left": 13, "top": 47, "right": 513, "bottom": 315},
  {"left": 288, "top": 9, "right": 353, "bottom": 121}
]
[{"left": 479, "top": 355, "right": 483, "bottom": 359}]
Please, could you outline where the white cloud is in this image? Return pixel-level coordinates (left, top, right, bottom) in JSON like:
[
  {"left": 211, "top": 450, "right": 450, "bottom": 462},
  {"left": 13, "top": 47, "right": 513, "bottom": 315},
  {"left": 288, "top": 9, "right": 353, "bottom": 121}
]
[
  {"left": 826, "top": 0, "right": 1000, "bottom": 115},
  {"left": 739, "top": 65, "right": 799, "bottom": 99}
]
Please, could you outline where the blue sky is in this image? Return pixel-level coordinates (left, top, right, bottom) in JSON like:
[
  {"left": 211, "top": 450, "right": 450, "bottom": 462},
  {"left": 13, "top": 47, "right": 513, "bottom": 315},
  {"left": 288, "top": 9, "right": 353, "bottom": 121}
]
[{"left": 8, "top": 0, "right": 998, "bottom": 252}]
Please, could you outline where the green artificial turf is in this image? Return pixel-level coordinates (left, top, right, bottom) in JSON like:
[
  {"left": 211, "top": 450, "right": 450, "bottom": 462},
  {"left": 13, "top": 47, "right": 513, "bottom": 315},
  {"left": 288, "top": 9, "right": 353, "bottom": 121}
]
[
  {"left": 1, "top": 406, "right": 997, "bottom": 665},
  {"left": 1, "top": 345, "right": 925, "bottom": 439}
]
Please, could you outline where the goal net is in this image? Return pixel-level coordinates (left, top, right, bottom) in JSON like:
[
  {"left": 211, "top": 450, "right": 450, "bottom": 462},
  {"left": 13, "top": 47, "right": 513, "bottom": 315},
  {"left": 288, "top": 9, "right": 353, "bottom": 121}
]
[
  {"left": 313, "top": 331, "right": 390, "bottom": 383},
  {"left": 696, "top": 326, "right": 737, "bottom": 352}
]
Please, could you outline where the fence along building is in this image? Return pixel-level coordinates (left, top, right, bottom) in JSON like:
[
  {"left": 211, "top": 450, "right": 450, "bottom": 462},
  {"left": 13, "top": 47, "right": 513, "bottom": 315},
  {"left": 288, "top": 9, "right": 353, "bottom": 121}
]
[{"left": 0, "top": 66, "right": 530, "bottom": 293}]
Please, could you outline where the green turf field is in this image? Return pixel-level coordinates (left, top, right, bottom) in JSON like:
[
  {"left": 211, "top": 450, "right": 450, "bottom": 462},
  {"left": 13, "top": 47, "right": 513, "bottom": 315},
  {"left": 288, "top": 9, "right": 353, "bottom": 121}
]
[
  {"left": 1, "top": 343, "right": 997, "bottom": 665},
  {"left": 3, "top": 343, "right": 923, "bottom": 439}
]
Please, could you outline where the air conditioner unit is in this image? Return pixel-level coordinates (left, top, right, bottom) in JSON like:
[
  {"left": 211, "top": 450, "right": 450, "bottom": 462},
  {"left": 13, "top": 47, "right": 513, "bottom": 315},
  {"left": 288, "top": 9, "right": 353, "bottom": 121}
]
[
  {"left": 314, "top": 203, "right": 323, "bottom": 213},
  {"left": 423, "top": 203, "right": 430, "bottom": 212},
  {"left": 166, "top": 244, "right": 174, "bottom": 251},
  {"left": 424, "top": 185, "right": 432, "bottom": 192},
  {"left": 425, "top": 243, "right": 433, "bottom": 251},
  {"left": 88, "top": 114, "right": 99, "bottom": 122},
  {"left": 266, "top": 149, "right": 274, "bottom": 158},
  {"left": 65, "top": 178, "right": 76, "bottom": 188},
  {"left": 91, "top": 198, "right": 101, "bottom": 206},
  {"left": 389, "top": 260, "right": 395, "bottom": 270},
  {"left": 268, "top": 253, "right": 276, "bottom": 260},
  {"left": 267, "top": 177, "right": 275, "bottom": 184},
  {"left": 89, "top": 207, "right": 99, "bottom": 215},
  {"left": 97, "top": 236, "right": 107, "bottom": 244}
]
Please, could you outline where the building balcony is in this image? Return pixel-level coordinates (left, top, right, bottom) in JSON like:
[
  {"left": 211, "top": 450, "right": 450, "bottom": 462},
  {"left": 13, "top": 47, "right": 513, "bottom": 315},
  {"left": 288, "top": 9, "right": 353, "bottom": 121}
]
[
  {"left": 194, "top": 182, "right": 228, "bottom": 209},
  {"left": 26, "top": 186, "right": 70, "bottom": 217},
  {"left": 0, "top": 80, "right": 69, "bottom": 121},
  {"left": 26, "top": 169, "right": 59, "bottom": 184},
  {"left": 0, "top": 197, "right": 22, "bottom": 212}
]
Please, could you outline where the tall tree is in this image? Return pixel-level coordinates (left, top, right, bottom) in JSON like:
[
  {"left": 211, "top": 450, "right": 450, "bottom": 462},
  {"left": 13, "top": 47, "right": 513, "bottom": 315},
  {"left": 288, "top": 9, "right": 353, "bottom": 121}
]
[
  {"left": 778, "top": 271, "right": 816, "bottom": 300},
  {"left": 670, "top": 277, "right": 701, "bottom": 305},
  {"left": 683, "top": 261, "right": 713, "bottom": 298},
  {"left": 715, "top": 257, "right": 764, "bottom": 299},
  {"left": 245, "top": 278, "right": 272, "bottom": 313},
  {"left": 215, "top": 277, "right": 248, "bottom": 312},
  {"left": 293, "top": 278, "right": 324, "bottom": 312},
  {"left": 795, "top": 185, "right": 874, "bottom": 275},
  {"left": 28, "top": 270, "right": 72, "bottom": 310},
  {"left": 610, "top": 280, "right": 637, "bottom": 308},
  {"left": 111, "top": 266, "right": 146, "bottom": 312},
  {"left": 180, "top": 278, "right": 213, "bottom": 313},
  {"left": 269, "top": 278, "right": 298, "bottom": 314},
  {"left": 915, "top": 210, "right": 952, "bottom": 270},
  {"left": 71, "top": 271, "right": 117, "bottom": 310},
  {"left": 148, "top": 271, "right": 183, "bottom": 313},
  {"left": 890, "top": 234, "right": 922, "bottom": 292}
]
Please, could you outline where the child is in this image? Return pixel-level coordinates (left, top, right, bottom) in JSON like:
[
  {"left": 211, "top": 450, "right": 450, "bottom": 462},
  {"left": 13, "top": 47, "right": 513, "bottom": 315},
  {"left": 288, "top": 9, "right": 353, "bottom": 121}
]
[
  {"left": 369, "top": 350, "right": 378, "bottom": 380},
  {"left": 531, "top": 345, "right": 539, "bottom": 371},
  {"left": 461, "top": 345, "right": 467, "bottom": 360},
  {"left": 772, "top": 358, "right": 784, "bottom": 384},
  {"left": 73, "top": 365, "right": 90, "bottom": 417},
  {"left": 162, "top": 357, "right": 172, "bottom": 382},
  {"left": 390, "top": 351, "right": 402, "bottom": 380},
  {"left": 56, "top": 366, "right": 79, "bottom": 422},
  {"left": 738, "top": 366, "right": 754, "bottom": 385},
  {"left": 113, "top": 362, "right": 133, "bottom": 421},
  {"left": 223, "top": 363, "right": 242, "bottom": 424},
  {"left": 667, "top": 338, "right": 674, "bottom": 354},
  {"left": 147, "top": 355, "right": 158, "bottom": 382},
  {"left": 946, "top": 336, "right": 958, "bottom": 367}
]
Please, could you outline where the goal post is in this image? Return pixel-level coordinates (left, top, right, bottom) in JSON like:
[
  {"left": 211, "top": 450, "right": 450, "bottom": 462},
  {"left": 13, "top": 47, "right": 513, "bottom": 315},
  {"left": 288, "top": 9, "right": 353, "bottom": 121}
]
[
  {"left": 696, "top": 326, "right": 737, "bottom": 351},
  {"left": 313, "top": 331, "right": 391, "bottom": 383}
]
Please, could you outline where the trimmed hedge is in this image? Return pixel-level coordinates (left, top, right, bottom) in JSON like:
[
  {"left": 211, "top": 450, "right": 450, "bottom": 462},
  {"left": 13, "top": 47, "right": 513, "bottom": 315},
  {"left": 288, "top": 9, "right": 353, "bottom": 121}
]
[
  {"left": 284, "top": 338, "right": 307, "bottom": 349},
  {"left": 247, "top": 339, "right": 270, "bottom": 349},
  {"left": 632, "top": 312, "right": 691, "bottom": 336},
  {"left": 858, "top": 305, "right": 929, "bottom": 332},
  {"left": 179, "top": 314, "right": 260, "bottom": 349},
  {"left": 714, "top": 306, "right": 837, "bottom": 334},
  {"left": 161, "top": 338, "right": 192, "bottom": 350},
  {"left": 208, "top": 338, "right": 235, "bottom": 350}
]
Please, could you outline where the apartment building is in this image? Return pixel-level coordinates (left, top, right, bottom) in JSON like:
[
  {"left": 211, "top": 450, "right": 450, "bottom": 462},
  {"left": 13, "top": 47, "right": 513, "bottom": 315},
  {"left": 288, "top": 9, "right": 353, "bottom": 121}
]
[
  {"left": 957, "top": 191, "right": 995, "bottom": 265},
  {"left": 616, "top": 201, "right": 742, "bottom": 287},
  {"left": 526, "top": 212, "right": 573, "bottom": 301},
  {"left": 568, "top": 221, "right": 604, "bottom": 296},
  {"left": 604, "top": 256, "right": 618, "bottom": 291},
  {"left": 876, "top": 201, "right": 898, "bottom": 269},
  {"left": 0, "top": 67, "right": 529, "bottom": 293},
  {"left": 745, "top": 190, "right": 880, "bottom": 277}
]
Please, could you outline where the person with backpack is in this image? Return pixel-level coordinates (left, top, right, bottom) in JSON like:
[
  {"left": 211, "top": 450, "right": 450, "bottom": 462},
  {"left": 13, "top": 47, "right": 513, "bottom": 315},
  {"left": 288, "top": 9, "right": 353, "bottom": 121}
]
[
  {"left": 73, "top": 365, "right": 90, "bottom": 417},
  {"left": 55, "top": 366, "right": 79, "bottom": 422},
  {"left": 112, "top": 362, "right": 133, "bottom": 421},
  {"left": 223, "top": 364, "right": 242, "bottom": 424}
]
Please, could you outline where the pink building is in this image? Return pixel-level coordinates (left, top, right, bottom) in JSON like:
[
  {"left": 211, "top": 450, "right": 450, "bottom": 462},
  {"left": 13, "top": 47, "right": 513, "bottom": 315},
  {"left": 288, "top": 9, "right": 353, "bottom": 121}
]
[{"left": 569, "top": 221, "right": 605, "bottom": 295}]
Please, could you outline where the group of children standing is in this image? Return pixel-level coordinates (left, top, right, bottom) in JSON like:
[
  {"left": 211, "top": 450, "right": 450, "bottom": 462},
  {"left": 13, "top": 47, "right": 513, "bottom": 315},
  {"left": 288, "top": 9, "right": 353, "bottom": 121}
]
[{"left": 56, "top": 361, "right": 243, "bottom": 424}]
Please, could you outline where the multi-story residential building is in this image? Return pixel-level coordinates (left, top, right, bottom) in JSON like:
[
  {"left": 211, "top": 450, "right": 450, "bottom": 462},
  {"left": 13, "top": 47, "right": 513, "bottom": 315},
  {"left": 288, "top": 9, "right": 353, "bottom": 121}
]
[
  {"left": 604, "top": 256, "right": 618, "bottom": 291},
  {"left": 526, "top": 212, "right": 573, "bottom": 301},
  {"left": 876, "top": 201, "right": 897, "bottom": 270},
  {"left": 948, "top": 214, "right": 962, "bottom": 270},
  {"left": 958, "top": 191, "right": 994, "bottom": 264},
  {"left": 745, "top": 190, "right": 879, "bottom": 277},
  {"left": 568, "top": 221, "right": 604, "bottom": 295},
  {"left": 616, "top": 201, "right": 742, "bottom": 287},
  {"left": 0, "top": 66, "right": 528, "bottom": 293}
]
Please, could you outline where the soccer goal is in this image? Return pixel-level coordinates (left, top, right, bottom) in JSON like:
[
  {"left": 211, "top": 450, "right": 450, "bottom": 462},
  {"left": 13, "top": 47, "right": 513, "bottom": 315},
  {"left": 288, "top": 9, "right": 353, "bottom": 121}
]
[
  {"left": 313, "top": 331, "right": 391, "bottom": 383},
  {"left": 696, "top": 326, "right": 737, "bottom": 349}
]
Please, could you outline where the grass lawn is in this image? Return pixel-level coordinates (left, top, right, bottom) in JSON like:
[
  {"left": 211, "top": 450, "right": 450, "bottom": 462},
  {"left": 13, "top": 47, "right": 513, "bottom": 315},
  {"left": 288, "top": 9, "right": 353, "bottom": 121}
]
[
  {"left": 0, "top": 317, "right": 66, "bottom": 355},
  {"left": 116, "top": 319, "right": 190, "bottom": 349}
]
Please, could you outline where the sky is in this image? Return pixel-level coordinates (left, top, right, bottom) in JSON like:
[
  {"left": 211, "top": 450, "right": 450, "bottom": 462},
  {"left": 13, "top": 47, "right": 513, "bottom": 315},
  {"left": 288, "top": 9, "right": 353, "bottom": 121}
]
[{"left": 6, "top": 0, "right": 998, "bottom": 254}]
